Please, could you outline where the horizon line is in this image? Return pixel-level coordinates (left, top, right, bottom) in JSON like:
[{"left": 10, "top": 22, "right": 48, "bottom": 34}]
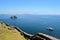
[{"left": 0, "top": 10, "right": 60, "bottom": 15}]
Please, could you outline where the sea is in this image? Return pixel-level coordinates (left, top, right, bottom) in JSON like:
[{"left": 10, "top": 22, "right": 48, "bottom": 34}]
[{"left": 0, "top": 14, "right": 60, "bottom": 39}]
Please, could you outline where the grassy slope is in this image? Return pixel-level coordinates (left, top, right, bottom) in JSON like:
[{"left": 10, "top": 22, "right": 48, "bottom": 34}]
[{"left": 0, "top": 23, "right": 26, "bottom": 40}]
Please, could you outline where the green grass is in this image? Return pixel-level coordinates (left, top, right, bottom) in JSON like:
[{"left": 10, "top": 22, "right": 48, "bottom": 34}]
[{"left": 0, "top": 23, "right": 27, "bottom": 40}]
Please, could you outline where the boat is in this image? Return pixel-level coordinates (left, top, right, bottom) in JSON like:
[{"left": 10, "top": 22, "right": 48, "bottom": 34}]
[{"left": 48, "top": 27, "right": 53, "bottom": 31}]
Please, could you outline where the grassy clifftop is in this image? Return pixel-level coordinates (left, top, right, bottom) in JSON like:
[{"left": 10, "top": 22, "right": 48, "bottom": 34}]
[
  {"left": 0, "top": 22, "right": 26, "bottom": 40},
  {"left": 0, "top": 22, "right": 59, "bottom": 40}
]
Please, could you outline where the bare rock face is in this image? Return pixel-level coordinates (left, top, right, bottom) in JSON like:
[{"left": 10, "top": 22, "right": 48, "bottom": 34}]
[
  {"left": 30, "top": 33, "right": 59, "bottom": 40},
  {"left": 31, "top": 35, "right": 45, "bottom": 40}
]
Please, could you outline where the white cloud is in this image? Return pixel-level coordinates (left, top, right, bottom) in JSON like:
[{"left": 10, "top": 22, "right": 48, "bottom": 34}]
[{"left": 0, "top": 10, "right": 60, "bottom": 15}]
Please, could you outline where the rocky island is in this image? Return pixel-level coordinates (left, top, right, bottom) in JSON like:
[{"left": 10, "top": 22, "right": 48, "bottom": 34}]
[
  {"left": 10, "top": 16, "right": 17, "bottom": 19},
  {"left": 0, "top": 22, "right": 59, "bottom": 40}
]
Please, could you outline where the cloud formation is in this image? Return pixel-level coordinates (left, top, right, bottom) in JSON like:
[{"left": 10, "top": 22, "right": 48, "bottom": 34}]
[{"left": 0, "top": 10, "right": 60, "bottom": 15}]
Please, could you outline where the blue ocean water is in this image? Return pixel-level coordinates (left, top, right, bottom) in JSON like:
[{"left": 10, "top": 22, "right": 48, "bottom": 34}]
[{"left": 0, "top": 14, "right": 60, "bottom": 38}]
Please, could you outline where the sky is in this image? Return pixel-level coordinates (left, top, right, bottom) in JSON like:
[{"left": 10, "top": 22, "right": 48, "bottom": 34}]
[{"left": 0, "top": 0, "right": 60, "bottom": 15}]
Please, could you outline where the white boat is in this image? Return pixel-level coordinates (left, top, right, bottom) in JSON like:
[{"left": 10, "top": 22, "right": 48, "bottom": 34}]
[{"left": 48, "top": 27, "right": 53, "bottom": 31}]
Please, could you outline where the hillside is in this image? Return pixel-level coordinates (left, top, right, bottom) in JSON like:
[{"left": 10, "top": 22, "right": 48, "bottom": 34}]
[{"left": 0, "top": 22, "right": 27, "bottom": 40}]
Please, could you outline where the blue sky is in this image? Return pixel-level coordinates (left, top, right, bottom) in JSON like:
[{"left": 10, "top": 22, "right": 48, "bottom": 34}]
[{"left": 0, "top": 0, "right": 60, "bottom": 14}]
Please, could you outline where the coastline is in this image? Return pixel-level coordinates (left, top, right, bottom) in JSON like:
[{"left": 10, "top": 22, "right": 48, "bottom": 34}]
[
  {"left": 14, "top": 26, "right": 59, "bottom": 40},
  {"left": 0, "top": 22, "right": 59, "bottom": 40}
]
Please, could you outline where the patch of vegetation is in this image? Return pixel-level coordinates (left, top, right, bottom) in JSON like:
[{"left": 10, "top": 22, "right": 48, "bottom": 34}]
[{"left": 0, "top": 22, "right": 27, "bottom": 40}]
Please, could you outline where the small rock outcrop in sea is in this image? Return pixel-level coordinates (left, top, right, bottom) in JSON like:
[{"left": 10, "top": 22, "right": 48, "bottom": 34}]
[{"left": 10, "top": 16, "right": 17, "bottom": 19}]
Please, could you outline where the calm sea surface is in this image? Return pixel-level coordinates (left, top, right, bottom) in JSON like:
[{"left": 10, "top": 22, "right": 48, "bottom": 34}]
[{"left": 0, "top": 14, "right": 60, "bottom": 38}]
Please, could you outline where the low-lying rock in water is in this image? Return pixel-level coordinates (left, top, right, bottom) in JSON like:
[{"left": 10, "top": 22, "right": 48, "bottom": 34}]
[{"left": 10, "top": 16, "right": 17, "bottom": 19}]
